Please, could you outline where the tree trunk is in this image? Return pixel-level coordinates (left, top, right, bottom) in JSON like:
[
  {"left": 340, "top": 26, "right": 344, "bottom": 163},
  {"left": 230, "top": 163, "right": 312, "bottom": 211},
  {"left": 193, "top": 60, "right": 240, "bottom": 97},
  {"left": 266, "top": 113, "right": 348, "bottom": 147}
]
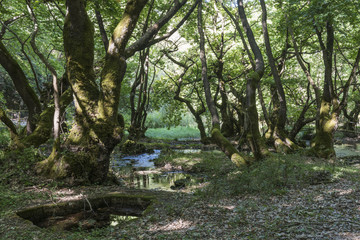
[
  {"left": 94, "top": 3, "right": 109, "bottom": 52},
  {"left": 164, "top": 50, "right": 210, "bottom": 144},
  {"left": 343, "top": 100, "right": 360, "bottom": 137},
  {"left": 37, "top": 0, "right": 148, "bottom": 183},
  {"left": 259, "top": 0, "right": 298, "bottom": 152},
  {"left": 237, "top": 0, "right": 269, "bottom": 159},
  {"left": 311, "top": 20, "right": 336, "bottom": 158},
  {"left": 27, "top": 0, "right": 62, "bottom": 153},
  {"left": 0, "top": 107, "right": 20, "bottom": 145},
  {"left": 0, "top": 41, "right": 41, "bottom": 133},
  {"left": 129, "top": 48, "right": 151, "bottom": 140},
  {"left": 198, "top": 1, "right": 248, "bottom": 167}
]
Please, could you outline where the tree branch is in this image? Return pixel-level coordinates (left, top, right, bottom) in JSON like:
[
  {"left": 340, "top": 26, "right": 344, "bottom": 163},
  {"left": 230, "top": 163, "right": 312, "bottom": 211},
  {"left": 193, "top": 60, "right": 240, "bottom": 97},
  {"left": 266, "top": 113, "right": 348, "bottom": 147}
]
[{"left": 125, "top": 0, "right": 199, "bottom": 58}]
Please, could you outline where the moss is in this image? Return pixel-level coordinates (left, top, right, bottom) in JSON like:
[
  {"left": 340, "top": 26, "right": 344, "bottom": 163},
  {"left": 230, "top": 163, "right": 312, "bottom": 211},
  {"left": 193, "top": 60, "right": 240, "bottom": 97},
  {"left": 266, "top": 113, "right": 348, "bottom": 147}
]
[
  {"left": 121, "top": 140, "right": 147, "bottom": 155},
  {"left": 15, "top": 192, "right": 155, "bottom": 228},
  {"left": 211, "top": 127, "right": 249, "bottom": 167},
  {"left": 311, "top": 100, "right": 337, "bottom": 159},
  {"left": 248, "top": 71, "right": 260, "bottom": 81}
]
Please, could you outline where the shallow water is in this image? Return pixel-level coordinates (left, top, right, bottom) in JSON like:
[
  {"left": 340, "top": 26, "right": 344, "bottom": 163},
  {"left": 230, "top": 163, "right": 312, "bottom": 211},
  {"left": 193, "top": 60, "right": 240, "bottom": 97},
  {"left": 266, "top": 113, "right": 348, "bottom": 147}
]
[
  {"left": 111, "top": 150, "right": 161, "bottom": 168},
  {"left": 125, "top": 171, "right": 197, "bottom": 190},
  {"left": 110, "top": 148, "right": 205, "bottom": 190}
]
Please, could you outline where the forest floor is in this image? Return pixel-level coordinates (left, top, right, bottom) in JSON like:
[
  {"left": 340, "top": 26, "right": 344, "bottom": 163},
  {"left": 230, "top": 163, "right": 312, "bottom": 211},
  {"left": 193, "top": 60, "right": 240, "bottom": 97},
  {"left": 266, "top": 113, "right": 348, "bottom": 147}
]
[{"left": 0, "top": 138, "right": 360, "bottom": 239}]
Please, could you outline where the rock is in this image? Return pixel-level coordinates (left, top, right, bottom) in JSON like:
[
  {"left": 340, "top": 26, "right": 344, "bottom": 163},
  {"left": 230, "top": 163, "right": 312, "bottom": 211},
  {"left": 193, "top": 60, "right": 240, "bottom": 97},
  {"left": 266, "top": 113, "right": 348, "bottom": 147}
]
[
  {"left": 121, "top": 140, "right": 147, "bottom": 155},
  {"left": 170, "top": 177, "right": 191, "bottom": 190}
]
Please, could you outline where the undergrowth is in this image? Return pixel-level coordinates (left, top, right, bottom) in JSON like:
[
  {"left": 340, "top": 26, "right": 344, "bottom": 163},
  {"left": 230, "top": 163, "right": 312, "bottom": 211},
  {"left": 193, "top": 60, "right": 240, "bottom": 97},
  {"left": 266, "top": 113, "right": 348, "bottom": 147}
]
[
  {"left": 198, "top": 153, "right": 359, "bottom": 198},
  {"left": 0, "top": 147, "right": 43, "bottom": 186},
  {"left": 0, "top": 126, "right": 10, "bottom": 148}
]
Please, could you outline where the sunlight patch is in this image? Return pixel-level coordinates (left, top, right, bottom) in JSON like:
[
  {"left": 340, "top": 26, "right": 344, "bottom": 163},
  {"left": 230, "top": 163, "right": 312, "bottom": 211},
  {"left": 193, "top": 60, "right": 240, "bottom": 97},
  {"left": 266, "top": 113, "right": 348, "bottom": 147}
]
[{"left": 151, "top": 219, "right": 193, "bottom": 231}]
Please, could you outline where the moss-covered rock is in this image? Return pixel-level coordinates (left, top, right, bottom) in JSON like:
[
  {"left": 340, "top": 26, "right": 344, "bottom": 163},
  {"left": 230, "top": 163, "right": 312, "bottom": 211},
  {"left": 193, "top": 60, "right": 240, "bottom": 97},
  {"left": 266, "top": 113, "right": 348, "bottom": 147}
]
[{"left": 121, "top": 140, "right": 149, "bottom": 155}]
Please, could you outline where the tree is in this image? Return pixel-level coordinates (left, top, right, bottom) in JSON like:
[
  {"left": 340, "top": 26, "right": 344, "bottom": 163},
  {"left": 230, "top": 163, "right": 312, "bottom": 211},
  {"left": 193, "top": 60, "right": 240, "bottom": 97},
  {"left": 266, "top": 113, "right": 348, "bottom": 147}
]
[
  {"left": 198, "top": 0, "right": 249, "bottom": 167},
  {"left": 259, "top": 0, "right": 298, "bottom": 152},
  {"left": 37, "top": 0, "right": 197, "bottom": 183}
]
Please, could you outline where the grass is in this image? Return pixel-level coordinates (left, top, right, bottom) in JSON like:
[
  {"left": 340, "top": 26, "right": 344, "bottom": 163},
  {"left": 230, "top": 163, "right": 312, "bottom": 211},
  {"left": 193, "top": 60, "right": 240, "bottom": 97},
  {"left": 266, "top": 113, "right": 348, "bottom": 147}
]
[
  {"left": 152, "top": 149, "right": 360, "bottom": 198},
  {"left": 145, "top": 126, "right": 200, "bottom": 140},
  {"left": 195, "top": 153, "right": 360, "bottom": 198},
  {"left": 153, "top": 147, "right": 360, "bottom": 197},
  {"left": 154, "top": 149, "right": 234, "bottom": 173},
  {"left": 0, "top": 136, "right": 359, "bottom": 239}
]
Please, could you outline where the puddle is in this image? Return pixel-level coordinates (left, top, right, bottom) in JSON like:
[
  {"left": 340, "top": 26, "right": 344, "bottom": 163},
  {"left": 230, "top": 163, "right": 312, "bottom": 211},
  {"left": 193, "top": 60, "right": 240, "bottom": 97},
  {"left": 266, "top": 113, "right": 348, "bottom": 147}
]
[
  {"left": 16, "top": 194, "right": 152, "bottom": 231},
  {"left": 112, "top": 150, "right": 161, "bottom": 168},
  {"left": 125, "top": 171, "right": 202, "bottom": 190},
  {"left": 110, "top": 148, "right": 208, "bottom": 190}
]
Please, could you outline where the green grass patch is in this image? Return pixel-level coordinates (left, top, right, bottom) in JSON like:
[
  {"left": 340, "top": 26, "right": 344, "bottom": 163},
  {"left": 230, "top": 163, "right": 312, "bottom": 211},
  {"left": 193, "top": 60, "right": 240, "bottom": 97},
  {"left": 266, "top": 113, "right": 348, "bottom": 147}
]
[
  {"left": 194, "top": 153, "right": 360, "bottom": 198},
  {"left": 145, "top": 127, "right": 200, "bottom": 140},
  {"left": 154, "top": 149, "right": 235, "bottom": 173}
]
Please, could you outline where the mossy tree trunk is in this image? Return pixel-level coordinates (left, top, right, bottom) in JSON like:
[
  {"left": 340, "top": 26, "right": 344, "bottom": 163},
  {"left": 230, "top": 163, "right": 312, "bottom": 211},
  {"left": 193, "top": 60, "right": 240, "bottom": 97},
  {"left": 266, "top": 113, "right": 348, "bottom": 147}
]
[
  {"left": 37, "top": 0, "right": 148, "bottom": 183},
  {"left": 312, "top": 44, "right": 360, "bottom": 158},
  {"left": 0, "top": 40, "right": 72, "bottom": 148},
  {"left": 27, "top": 0, "right": 62, "bottom": 153},
  {"left": 218, "top": 82, "right": 234, "bottom": 138},
  {"left": 37, "top": 0, "right": 192, "bottom": 183},
  {"left": 259, "top": 0, "right": 298, "bottom": 153},
  {"left": 198, "top": 1, "right": 248, "bottom": 167},
  {"left": 21, "top": 88, "right": 72, "bottom": 148},
  {"left": 237, "top": 0, "right": 269, "bottom": 159},
  {"left": 210, "top": 4, "right": 234, "bottom": 138},
  {"left": 311, "top": 20, "right": 336, "bottom": 158}
]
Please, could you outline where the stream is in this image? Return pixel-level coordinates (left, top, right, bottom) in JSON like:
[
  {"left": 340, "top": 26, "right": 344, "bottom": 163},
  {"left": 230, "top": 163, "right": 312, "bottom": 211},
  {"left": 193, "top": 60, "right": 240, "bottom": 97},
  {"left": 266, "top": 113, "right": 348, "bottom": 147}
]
[
  {"left": 111, "top": 149, "right": 202, "bottom": 191},
  {"left": 110, "top": 142, "right": 360, "bottom": 191}
]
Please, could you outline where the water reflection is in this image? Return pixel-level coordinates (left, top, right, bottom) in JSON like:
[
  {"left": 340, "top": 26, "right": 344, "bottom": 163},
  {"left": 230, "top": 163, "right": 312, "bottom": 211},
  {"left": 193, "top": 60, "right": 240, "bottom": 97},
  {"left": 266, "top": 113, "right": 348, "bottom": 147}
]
[
  {"left": 112, "top": 150, "right": 161, "bottom": 168},
  {"left": 110, "top": 148, "right": 210, "bottom": 190},
  {"left": 126, "top": 171, "right": 196, "bottom": 190}
]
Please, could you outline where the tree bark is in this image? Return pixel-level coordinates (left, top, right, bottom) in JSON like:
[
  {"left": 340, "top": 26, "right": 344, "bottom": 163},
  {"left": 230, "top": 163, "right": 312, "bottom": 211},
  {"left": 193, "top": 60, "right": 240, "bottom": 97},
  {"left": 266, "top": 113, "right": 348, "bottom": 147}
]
[
  {"left": 198, "top": 1, "right": 248, "bottom": 167},
  {"left": 37, "top": 0, "right": 189, "bottom": 183},
  {"left": 27, "top": 0, "right": 61, "bottom": 152},
  {"left": 311, "top": 20, "right": 336, "bottom": 158},
  {"left": 259, "top": 0, "right": 298, "bottom": 152},
  {"left": 0, "top": 41, "right": 41, "bottom": 133},
  {"left": 0, "top": 107, "right": 19, "bottom": 144},
  {"left": 260, "top": 0, "right": 287, "bottom": 130},
  {"left": 129, "top": 48, "right": 151, "bottom": 140},
  {"left": 237, "top": 0, "right": 269, "bottom": 159},
  {"left": 37, "top": 0, "right": 148, "bottom": 183},
  {"left": 164, "top": 51, "right": 209, "bottom": 144},
  {"left": 94, "top": 3, "right": 109, "bottom": 52}
]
